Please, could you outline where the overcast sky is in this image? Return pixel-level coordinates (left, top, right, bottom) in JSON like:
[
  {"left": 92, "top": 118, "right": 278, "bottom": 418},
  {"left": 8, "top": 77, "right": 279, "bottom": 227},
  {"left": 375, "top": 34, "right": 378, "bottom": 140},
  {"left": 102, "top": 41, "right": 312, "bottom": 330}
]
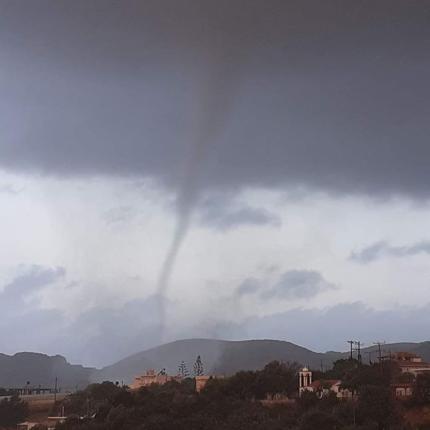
[{"left": 1, "top": 0, "right": 430, "bottom": 367}]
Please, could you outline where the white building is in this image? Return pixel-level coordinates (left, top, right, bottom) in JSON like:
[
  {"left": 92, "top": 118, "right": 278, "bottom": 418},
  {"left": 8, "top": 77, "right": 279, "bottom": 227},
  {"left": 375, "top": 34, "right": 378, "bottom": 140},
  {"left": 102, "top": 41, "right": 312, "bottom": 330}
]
[{"left": 298, "top": 368, "right": 352, "bottom": 399}]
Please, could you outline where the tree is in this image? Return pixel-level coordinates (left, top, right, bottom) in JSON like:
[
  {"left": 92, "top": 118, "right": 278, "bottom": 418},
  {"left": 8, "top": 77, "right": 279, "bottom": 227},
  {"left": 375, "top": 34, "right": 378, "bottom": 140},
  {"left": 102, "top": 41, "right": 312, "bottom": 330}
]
[
  {"left": 178, "top": 360, "right": 190, "bottom": 378},
  {"left": 326, "top": 359, "right": 359, "bottom": 380},
  {"left": 0, "top": 394, "right": 29, "bottom": 427},
  {"left": 357, "top": 385, "right": 399, "bottom": 430},
  {"left": 256, "top": 361, "right": 299, "bottom": 398},
  {"left": 193, "top": 355, "right": 204, "bottom": 377},
  {"left": 296, "top": 390, "right": 319, "bottom": 412},
  {"left": 412, "top": 372, "right": 430, "bottom": 405},
  {"left": 341, "top": 365, "right": 387, "bottom": 395},
  {"left": 59, "top": 381, "right": 123, "bottom": 417}
]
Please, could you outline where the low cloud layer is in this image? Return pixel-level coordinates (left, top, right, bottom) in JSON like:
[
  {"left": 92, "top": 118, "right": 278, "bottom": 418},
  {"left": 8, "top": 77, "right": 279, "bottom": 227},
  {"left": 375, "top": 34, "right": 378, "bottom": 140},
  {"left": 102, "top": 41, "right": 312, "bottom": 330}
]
[
  {"left": 0, "top": 265, "right": 65, "bottom": 310},
  {"left": 0, "top": 266, "right": 66, "bottom": 356},
  {"left": 198, "top": 195, "right": 281, "bottom": 230},
  {"left": 351, "top": 241, "right": 430, "bottom": 263},
  {"left": 235, "top": 302, "right": 430, "bottom": 353},
  {"left": 237, "top": 270, "right": 333, "bottom": 300},
  {"left": 263, "top": 270, "right": 335, "bottom": 300},
  {"left": 2, "top": 283, "right": 430, "bottom": 367},
  {"left": 0, "top": 184, "right": 21, "bottom": 195}
]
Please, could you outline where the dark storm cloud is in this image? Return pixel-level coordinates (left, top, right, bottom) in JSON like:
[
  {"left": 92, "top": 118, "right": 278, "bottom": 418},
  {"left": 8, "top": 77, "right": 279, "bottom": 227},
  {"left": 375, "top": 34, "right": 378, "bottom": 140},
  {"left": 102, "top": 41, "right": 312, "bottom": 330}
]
[
  {"left": 351, "top": 240, "right": 430, "bottom": 263},
  {"left": 236, "top": 270, "right": 333, "bottom": 300},
  {"left": 0, "top": 0, "right": 429, "bottom": 198}
]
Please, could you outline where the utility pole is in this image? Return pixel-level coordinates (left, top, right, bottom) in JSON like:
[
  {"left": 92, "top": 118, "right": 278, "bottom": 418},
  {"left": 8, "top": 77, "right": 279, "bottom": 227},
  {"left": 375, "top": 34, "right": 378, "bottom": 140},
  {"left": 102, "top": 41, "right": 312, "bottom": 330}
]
[
  {"left": 373, "top": 341, "right": 386, "bottom": 373},
  {"left": 347, "top": 341, "right": 355, "bottom": 360},
  {"left": 373, "top": 341, "right": 385, "bottom": 363},
  {"left": 354, "top": 341, "right": 362, "bottom": 365},
  {"left": 54, "top": 377, "right": 58, "bottom": 403}
]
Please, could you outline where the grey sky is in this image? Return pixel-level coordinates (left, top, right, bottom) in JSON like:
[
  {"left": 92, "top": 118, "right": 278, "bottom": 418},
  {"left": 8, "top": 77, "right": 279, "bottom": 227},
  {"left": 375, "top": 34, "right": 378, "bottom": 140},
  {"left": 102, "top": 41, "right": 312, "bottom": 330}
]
[{"left": 0, "top": 1, "right": 430, "bottom": 366}]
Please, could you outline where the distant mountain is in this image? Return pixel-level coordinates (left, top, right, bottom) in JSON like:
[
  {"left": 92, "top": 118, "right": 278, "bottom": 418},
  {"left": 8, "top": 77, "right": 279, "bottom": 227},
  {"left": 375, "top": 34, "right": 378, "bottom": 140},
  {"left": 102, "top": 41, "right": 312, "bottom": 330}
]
[
  {"left": 359, "top": 342, "right": 430, "bottom": 363},
  {"left": 0, "top": 352, "right": 94, "bottom": 390},
  {"left": 407, "top": 341, "right": 430, "bottom": 360},
  {"left": 92, "top": 339, "right": 227, "bottom": 383},
  {"left": 92, "top": 338, "right": 343, "bottom": 384},
  {"left": 93, "top": 339, "right": 430, "bottom": 384}
]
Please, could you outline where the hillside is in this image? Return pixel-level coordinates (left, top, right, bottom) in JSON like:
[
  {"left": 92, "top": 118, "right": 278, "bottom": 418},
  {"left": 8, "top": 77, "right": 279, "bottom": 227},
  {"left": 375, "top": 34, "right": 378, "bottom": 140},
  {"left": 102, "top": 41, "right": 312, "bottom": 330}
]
[
  {"left": 92, "top": 338, "right": 343, "bottom": 384},
  {"left": 3, "top": 339, "right": 430, "bottom": 388},
  {"left": 92, "top": 339, "right": 227, "bottom": 383},
  {"left": 93, "top": 339, "right": 430, "bottom": 384},
  {"left": 0, "top": 352, "right": 94, "bottom": 390}
]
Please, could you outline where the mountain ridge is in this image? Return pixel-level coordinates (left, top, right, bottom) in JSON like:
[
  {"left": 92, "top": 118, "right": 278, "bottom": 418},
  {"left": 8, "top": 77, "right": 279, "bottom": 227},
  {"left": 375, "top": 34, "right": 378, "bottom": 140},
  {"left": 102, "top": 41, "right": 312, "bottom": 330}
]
[
  {"left": 0, "top": 351, "right": 95, "bottom": 390},
  {"left": 91, "top": 338, "right": 430, "bottom": 384}
]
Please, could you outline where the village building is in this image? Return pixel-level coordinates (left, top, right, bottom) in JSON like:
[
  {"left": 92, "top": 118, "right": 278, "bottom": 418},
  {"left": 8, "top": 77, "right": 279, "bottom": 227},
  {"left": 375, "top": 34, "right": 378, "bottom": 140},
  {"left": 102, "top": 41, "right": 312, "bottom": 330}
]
[
  {"left": 391, "top": 382, "right": 413, "bottom": 398},
  {"left": 298, "top": 351, "right": 430, "bottom": 400},
  {"left": 130, "top": 370, "right": 182, "bottom": 390},
  {"left": 298, "top": 368, "right": 352, "bottom": 399},
  {"left": 131, "top": 370, "right": 223, "bottom": 393},
  {"left": 195, "top": 375, "right": 224, "bottom": 393},
  {"left": 195, "top": 375, "right": 211, "bottom": 393},
  {"left": 392, "top": 352, "right": 430, "bottom": 376}
]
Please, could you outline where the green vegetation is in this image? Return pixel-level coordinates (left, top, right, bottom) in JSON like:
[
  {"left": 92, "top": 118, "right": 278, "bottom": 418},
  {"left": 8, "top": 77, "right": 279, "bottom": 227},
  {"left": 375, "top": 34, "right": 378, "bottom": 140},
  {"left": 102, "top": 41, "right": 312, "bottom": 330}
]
[
  {"left": 0, "top": 394, "right": 28, "bottom": 428},
  {"left": 53, "top": 360, "right": 430, "bottom": 430}
]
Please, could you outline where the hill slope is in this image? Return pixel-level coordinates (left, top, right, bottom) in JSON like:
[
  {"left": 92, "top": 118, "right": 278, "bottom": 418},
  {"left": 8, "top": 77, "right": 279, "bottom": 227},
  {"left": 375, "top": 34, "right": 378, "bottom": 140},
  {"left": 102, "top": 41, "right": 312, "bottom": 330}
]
[
  {"left": 92, "top": 338, "right": 343, "bottom": 383},
  {"left": 93, "top": 339, "right": 430, "bottom": 384},
  {"left": 0, "top": 352, "right": 94, "bottom": 390}
]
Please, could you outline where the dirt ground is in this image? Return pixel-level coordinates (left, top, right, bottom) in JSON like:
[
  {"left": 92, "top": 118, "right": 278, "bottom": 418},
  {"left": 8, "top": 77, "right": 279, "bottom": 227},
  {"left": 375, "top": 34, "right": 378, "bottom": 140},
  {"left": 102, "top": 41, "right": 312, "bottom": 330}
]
[{"left": 404, "top": 405, "right": 430, "bottom": 427}]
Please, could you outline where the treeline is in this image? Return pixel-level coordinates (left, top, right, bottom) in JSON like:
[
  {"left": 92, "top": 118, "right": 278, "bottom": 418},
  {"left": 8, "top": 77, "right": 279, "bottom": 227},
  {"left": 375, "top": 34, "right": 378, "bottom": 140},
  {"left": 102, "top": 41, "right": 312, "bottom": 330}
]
[
  {"left": 3, "top": 359, "right": 430, "bottom": 429},
  {"left": 53, "top": 361, "right": 298, "bottom": 430}
]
